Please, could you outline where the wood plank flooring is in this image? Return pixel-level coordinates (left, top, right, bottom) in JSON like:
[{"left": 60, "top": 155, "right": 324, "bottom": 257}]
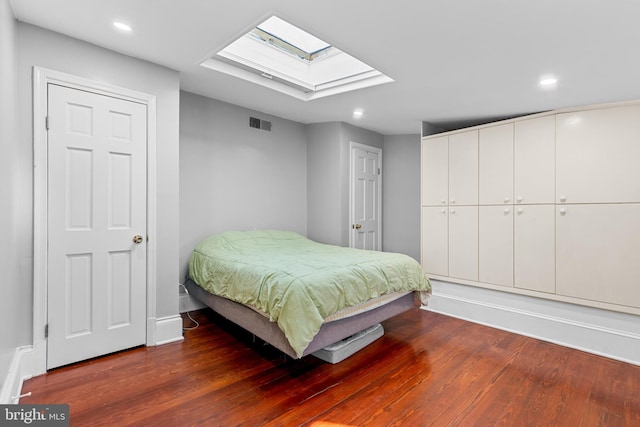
[{"left": 21, "top": 309, "right": 640, "bottom": 426}]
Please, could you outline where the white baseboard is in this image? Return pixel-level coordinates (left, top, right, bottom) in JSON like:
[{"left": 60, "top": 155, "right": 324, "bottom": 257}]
[
  {"left": 0, "top": 346, "right": 35, "bottom": 404},
  {"left": 425, "top": 280, "right": 640, "bottom": 366},
  {"left": 153, "top": 315, "right": 184, "bottom": 346}
]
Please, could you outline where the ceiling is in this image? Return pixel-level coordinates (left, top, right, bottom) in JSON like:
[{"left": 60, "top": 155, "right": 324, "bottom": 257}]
[{"left": 9, "top": 0, "right": 640, "bottom": 135}]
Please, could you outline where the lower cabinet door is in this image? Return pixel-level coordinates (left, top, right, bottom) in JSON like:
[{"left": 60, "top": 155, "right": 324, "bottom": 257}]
[
  {"left": 421, "top": 207, "right": 448, "bottom": 276},
  {"left": 449, "top": 206, "right": 478, "bottom": 281},
  {"left": 556, "top": 203, "right": 640, "bottom": 308},
  {"left": 514, "top": 204, "right": 555, "bottom": 293},
  {"left": 479, "top": 205, "right": 513, "bottom": 287}
]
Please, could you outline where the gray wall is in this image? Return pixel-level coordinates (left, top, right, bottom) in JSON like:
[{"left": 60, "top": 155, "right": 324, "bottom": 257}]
[
  {"left": 306, "top": 122, "right": 342, "bottom": 245},
  {"left": 0, "top": 0, "right": 19, "bottom": 390},
  {"left": 306, "top": 122, "right": 384, "bottom": 247},
  {"left": 179, "top": 91, "right": 308, "bottom": 281},
  {"left": 382, "top": 134, "right": 421, "bottom": 261},
  {"left": 16, "top": 23, "right": 181, "bottom": 345}
]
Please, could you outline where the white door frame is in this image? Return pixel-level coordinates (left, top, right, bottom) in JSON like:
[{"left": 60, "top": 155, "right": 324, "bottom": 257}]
[
  {"left": 32, "top": 67, "right": 158, "bottom": 375},
  {"left": 349, "top": 141, "right": 382, "bottom": 249}
]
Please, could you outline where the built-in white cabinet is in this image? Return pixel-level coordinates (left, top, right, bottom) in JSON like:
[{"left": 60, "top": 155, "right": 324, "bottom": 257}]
[
  {"left": 420, "top": 205, "right": 478, "bottom": 282},
  {"left": 479, "top": 124, "right": 513, "bottom": 205},
  {"left": 421, "top": 131, "right": 478, "bottom": 282},
  {"left": 421, "top": 131, "right": 478, "bottom": 207},
  {"left": 421, "top": 100, "right": 640, "bottom": 314}
]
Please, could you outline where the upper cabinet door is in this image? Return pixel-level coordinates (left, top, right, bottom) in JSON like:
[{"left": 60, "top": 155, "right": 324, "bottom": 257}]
[
  {"left": 421, "top": 136, "right": 449, "bottom": 206},
  {"left": 479, "top": 124, "right": 513, "bottom": 205},
  {"left": 556, "top": 105, "right": 640, "bottom": 204},
  {"left": 514, "top": 116, "right": 555, "bottom": 205},
  {"left": 449, "top": 130, "right": 478, "bottom": 206}
]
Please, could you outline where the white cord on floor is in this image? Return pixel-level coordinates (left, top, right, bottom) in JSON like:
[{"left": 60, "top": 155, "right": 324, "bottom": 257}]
[
  {"left": 183, "top": 310, "right": 200, "bottom": 331},
  {"left": 180, "top": 282, "right": 200, "bottom": 331}
]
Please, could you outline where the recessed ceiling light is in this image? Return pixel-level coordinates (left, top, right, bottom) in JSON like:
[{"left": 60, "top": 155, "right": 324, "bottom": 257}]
[
  {"left": 113, "top": 21, "right": 132, "bottom": 32},
  {"left": 539, "top": 75, "right": 558, "bottom": 89},
  {"left": 353, "top": 109, "right": 364, "bottom": 119}
]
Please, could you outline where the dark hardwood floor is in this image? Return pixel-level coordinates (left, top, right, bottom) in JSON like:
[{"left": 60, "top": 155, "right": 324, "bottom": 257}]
[{"left": 21, "top": 308, "right": 640, "bottom": 426}]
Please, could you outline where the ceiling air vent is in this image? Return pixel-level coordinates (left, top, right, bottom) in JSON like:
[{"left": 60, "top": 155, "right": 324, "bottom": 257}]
[{"left": 249, "top": 116, "right": 272, "bottom": 132}]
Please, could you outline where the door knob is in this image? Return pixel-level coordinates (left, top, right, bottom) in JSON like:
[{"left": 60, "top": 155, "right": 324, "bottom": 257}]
[
  {"left": 133, "top": 235, "right": 144, "bottom": 244},
  {"left": 352, "top": 224, "right": 362, "bottom": 230}
]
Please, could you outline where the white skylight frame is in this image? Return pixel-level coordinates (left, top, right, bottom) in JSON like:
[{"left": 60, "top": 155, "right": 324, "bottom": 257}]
[{"left": 200, "top": 16, "right": 393, "bottom": 101}]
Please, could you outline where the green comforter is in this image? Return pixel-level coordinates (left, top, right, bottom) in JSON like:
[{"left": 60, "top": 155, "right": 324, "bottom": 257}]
[{"left": 189, "top": 230, "right": 431, "bottom": 357}]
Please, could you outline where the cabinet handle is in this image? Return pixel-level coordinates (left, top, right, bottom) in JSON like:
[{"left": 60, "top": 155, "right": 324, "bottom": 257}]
[
  {"left": 450, "top": 199, "right": 456, "bottom": 204},
  {"left": 559, "top": 208, "right": 567, "bottom": 216},
  {"left": 517, "top": 208, "right": 524, "bottom": 215},
  {"left": 504, "top": 196, "right": 510, "bottom": 203},
  {"left": 559, "top": 195, "right": 567, "bottom": 203},
  {"left": 503, "top": 208, "right": 511, "bottom": 215},
  {"left": 517, "top": 196, "right": 523, "bottom": 203},
  {"left": 441, "top": 199, "right": 446, "bottom": 204},
  {"left": 441, "top": 209, "right": 446, "bottom": 214},
  {"left": 450, "top": 209, "right": 456, "bottom": 214}
]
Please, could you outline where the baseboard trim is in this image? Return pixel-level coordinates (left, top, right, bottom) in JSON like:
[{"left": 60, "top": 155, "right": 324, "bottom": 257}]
[
  {"left": 0, "top": 346, "right": 35, "bottom": 404},
  {"left": 154, "top": 315, "right": 184, "bottom": 346},
  {"left": 425, "top": 280, "right": 640, "bottom": 366}
]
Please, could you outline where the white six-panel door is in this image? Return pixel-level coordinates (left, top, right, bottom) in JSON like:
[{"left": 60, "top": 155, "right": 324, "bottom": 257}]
[
  {"left": 47, "top": 84, "right": 147, "bottom": 369},
  {"left": 351, "top": 144, "right": 381, "bottom": 250}
]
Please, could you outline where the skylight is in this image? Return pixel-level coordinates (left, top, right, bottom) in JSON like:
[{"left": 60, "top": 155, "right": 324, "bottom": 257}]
[
  {"left": 200, "top": 16, "right": 393, "bottom": 101},
  {"left": 252, "top": 16, "right": 331, "bottom": 61}
]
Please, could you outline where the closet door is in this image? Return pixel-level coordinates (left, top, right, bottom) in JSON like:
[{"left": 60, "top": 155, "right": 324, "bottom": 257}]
[
  {"left": 514, "top": 204, "right": 555, "bottom": 293},
  {"left": 479, "top": 123, "right": 513, "bottom": 205},
  {"left": 515, "top": 116, "right": 555, "bottom": 205},
  {"left": 449, "top": 206, "right": 478, "bottom": 281},
  {"left": 448, "top": 131, "right": 478, "bottom": 206},
  {"left": 479, "top": 205, "right": 513, "bottom": 287},
  {"left": 421, "top": 207, "right": 448, "bottom": 276},
  {"left": 421, "top": 136, "right": 448, "bottom": 206},
  {"left": 556, "top": 203, "right": 640, "bottom": 308},
  {"left": 556, "top": 105, "right": 640, "bottom": 204}
]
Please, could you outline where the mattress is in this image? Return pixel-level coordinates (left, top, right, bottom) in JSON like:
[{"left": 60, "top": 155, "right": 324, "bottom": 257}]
[{"left": 188, "top": 230, "right": 431, "bottom": 357}]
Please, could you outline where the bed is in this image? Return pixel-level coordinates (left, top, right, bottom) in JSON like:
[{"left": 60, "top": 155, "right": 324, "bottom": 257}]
[{"left": 185, "top": 230, "right": 431, "bottom": 359}]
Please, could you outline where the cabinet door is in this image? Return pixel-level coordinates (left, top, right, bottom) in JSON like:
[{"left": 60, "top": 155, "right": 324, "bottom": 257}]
[
  {"left": 479, "top": 205, "right": 513, "bottom": 286},
  {"left": 556, "top": 105, "right": 640, "bottom": 204},
  {"left": 479, "top": 124, "right": 514, "bottom": 205},
  {"left": 514, "top": 204, "right": 555, "bottom": 293},
  {"left": 421, "top": 207, "right": 448, "bottom": 276},
  {"left": 449, "top": 206, "right": 478, "bottom": 281},
  {"left": 421, "top": 136, "right": 448, "bottom": 206},
  {"left": 556, "top": 204, "right": 640, "bottom": 308},
  {"left": 449, "top": 130, "right": 478, "bottom": 206},
  {"left": 515, "top": 116, "right": 555, "bottom": 205}
]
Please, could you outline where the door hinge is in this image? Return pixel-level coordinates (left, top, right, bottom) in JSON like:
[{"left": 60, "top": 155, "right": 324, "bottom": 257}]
[
  {"left": 45, "top": 116, "right": 49, "bottom": 131},
  {"left": 44, "top": 324, "right": 49, "bottom": 338},
  {"left": 378, "top": 168, "right": 381, "bottom": 175}
]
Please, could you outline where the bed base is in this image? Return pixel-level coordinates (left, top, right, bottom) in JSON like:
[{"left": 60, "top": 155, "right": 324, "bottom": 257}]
[{"left": 184, "top": 279, "right": 417, "bottom": 359}]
